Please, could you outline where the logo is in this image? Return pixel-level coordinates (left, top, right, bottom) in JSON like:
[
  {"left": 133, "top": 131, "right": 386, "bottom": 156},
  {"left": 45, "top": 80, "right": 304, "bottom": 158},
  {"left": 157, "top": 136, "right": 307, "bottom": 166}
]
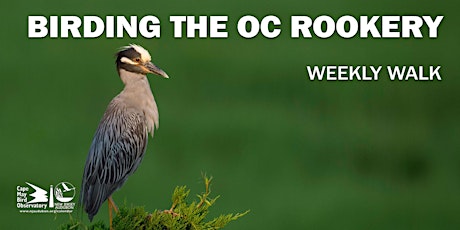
[{"left": 17, "top": 181, "right": 76, "bottom": 213}]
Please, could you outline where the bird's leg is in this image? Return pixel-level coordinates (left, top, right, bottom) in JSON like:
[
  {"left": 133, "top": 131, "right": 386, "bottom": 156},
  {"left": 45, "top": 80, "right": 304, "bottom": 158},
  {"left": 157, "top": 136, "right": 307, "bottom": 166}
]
[
  {"left": 108, "top": 199, "right": 113, "bottom": 230},
  {"left": 108, "top": 196, "right": 118, "bottom": 230},
  {"left": 108, "top": 196, "right": 119, "bottom": 213}
]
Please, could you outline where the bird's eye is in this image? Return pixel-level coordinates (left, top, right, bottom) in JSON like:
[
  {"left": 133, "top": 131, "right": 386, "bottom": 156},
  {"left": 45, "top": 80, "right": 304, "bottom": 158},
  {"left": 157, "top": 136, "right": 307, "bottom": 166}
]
[{"left": 135, "top": 58, "right": 140, "bottom": 62}]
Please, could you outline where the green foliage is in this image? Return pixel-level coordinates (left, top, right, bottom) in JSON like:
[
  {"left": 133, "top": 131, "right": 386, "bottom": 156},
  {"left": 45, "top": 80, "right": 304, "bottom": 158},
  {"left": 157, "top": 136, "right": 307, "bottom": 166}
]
[
  {"left": 59, "top": 177, "right": 249, "bottom": 230},
  {"left": 59, "top": 218, "right": 107, "bottom": 230}
]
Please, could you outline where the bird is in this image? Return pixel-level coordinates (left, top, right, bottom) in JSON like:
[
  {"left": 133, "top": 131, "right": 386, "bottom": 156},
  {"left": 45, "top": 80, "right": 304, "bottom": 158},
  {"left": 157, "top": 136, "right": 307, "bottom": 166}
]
[
  {"left": 80, "top": 44, "right": 169, "bottom": 229},
  {"left": 61, "top": 183, "right": 75, "bottom": 192}
]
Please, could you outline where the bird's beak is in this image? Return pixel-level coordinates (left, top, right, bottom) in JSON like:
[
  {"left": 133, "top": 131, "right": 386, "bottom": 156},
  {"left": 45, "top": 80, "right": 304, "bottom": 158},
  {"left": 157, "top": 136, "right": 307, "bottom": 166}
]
[{"left": 144, "top": 62, "right": 169, "bottom": 78}]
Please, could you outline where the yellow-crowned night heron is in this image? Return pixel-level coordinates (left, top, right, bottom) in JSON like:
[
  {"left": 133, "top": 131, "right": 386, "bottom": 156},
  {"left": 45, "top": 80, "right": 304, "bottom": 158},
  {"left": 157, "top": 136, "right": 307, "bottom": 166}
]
[{"left": 80, "top": 44, "right": 168, "bottom": 228}]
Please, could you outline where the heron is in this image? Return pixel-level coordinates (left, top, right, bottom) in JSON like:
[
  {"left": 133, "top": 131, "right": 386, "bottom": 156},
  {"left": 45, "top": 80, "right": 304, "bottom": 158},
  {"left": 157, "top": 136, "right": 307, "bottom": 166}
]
[{"left": 80, "top": 44, "right": 169, "bottom": 229}]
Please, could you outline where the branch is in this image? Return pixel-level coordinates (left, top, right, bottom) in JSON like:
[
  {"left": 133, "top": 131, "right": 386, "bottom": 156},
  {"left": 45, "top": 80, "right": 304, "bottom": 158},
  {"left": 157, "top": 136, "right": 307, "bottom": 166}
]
[{"left": 59, "top": 176, "right": 249, "bottom": 230}]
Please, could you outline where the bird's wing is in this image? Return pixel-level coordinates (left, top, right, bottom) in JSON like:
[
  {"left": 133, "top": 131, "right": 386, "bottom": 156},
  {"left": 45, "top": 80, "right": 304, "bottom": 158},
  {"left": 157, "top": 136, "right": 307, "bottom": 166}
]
[
  {"left": 62, "top": 183, "right": 70, "bottom": 191},
  {"left": 80, "top": 100, "right": 148, "bottom": 220}
]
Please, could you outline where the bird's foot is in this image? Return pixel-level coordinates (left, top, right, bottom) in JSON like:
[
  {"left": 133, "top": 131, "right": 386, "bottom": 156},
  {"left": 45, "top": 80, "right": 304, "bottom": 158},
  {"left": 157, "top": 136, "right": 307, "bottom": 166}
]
[{"left": 163, "top": 209, "right": 180, "bottom": 217}]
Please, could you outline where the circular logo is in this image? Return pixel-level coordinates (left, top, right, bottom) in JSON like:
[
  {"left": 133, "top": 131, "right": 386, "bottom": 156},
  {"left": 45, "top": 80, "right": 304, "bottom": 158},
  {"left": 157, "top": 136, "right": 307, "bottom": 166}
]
[{"left": 54, "top": 182, "right": 76, "bottom": 202}]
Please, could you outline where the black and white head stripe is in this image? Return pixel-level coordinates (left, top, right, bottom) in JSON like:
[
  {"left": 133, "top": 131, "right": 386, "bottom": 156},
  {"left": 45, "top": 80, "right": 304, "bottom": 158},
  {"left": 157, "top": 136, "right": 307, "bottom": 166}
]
[{"left": 118, "top": 44, "right": 151, "bottom": 63}]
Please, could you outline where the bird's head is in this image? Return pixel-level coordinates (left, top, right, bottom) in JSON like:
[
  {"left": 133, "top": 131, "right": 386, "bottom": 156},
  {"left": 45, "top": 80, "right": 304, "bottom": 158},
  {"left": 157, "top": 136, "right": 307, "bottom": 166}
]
[{"left": 115, "top": 44, "right": 169, "bottom": 78}]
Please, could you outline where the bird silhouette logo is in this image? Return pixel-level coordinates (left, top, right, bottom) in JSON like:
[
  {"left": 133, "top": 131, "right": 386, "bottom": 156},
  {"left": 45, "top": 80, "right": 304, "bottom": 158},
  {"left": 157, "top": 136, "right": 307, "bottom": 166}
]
[
  {"left": 26, "top": 182, "right": 48, "bottom": 203},
  {"left": 54, "top": 182, "right": 76, "bottom": 203}
]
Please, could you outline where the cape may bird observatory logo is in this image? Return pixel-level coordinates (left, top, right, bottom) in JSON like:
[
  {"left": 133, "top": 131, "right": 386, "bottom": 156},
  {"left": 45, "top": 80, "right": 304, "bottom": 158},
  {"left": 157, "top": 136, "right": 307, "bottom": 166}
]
[{"left": 16, "top": 181, "right": 76, "bottom": 213}]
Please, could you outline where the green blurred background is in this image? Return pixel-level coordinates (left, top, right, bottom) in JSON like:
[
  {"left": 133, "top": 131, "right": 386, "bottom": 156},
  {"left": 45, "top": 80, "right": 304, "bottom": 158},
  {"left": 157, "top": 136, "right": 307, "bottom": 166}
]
[{"left": 1, "top": 0, "right": 459, "bottom": 229}]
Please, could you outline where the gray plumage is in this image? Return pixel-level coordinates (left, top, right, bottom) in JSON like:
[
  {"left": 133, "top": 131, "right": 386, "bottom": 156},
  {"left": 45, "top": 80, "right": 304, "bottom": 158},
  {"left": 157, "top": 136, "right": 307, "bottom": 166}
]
[{"left": 80, "top": 44, "right": 168, "bottom": 221}]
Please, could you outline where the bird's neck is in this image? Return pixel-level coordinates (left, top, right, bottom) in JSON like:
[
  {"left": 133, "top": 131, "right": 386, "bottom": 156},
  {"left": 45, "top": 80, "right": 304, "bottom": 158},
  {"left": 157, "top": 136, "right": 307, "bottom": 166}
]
[
  {"left": 119, "top": 69, "right": 147, "bottom": 85},
  {"left": 118, "top": 69, "right": 154, "bottom": 100},
  {"left": 117, "top": 69, "right": 159, "bottom": 134}
]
